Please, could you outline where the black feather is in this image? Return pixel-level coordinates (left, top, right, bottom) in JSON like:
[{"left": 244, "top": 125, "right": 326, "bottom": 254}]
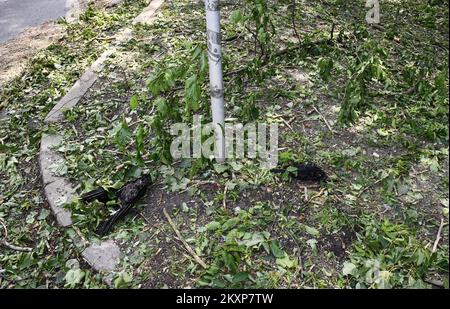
[
  {"left": 272, "top": 163, "right": 328, "bottom": 182},
  {"left": 80, "top": 187, "right": 111, "bottom": 204},
  {"left": 95, "top": 176, "right": 151, "bottom": 236}
]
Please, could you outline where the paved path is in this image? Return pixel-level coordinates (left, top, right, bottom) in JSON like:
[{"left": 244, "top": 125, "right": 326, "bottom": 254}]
[{"left": 0, "top": 0, "right": 68, "bottom": 43}]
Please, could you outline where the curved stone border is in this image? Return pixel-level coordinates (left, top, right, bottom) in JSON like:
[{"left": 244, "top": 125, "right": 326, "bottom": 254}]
[{"left": 39, "top": 0, "right": 165, "bottom": 279}]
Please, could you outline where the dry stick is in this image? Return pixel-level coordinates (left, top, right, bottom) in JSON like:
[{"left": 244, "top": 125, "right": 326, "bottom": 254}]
[
  {"left": 309, "top": 188, "right": 326, "bottom": 204},
  {"left": 223, "top": 186, "right": 228, "bottom": 209},
  {"left": 312, "top": 104, "right": 335, "bottom": 134},
  {"left": 162, "top": 208, "right": 208, "bottom": 269},
  {"left": 291, "top": 0, "right": 301, "bottom": 43},
  {"left": 357, "top": 176, "right": 389, "bottom": 198},
  {"left": 432, "top": 218, "right": 446, "bottom": 253},
  {"left": 281, "top": 117, "right": 294, "bottom": 132},
  {"left": 285, "top": 228, "right": 304, "bottom": 282},
  {"left": 73, "top": 226, "right": 89, "bottom": 247},
  {"left": 0, "top": 219, "right": 32, "bottom": 252}
]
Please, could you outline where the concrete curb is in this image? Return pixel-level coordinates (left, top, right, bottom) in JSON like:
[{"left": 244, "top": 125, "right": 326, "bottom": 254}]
[
  {"left": 132, "top": 0, "right": 165, "bottom": 25},
  {"left": 65, "top": 1, "right": 125, "bottom": 23},
  {"left": 45, "top": 0, "right": 165, "bottom": 124},
  {"left": 39, "top": 0, "right": 165, "bottom": 279},
  {"left": 40, "top": 134, "right": 75, "bottom": 227}
]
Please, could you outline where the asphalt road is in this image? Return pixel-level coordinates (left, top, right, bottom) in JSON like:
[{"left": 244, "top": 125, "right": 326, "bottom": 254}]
[{"left": 0, "top": 0, "right": 68, "bottom": 43}]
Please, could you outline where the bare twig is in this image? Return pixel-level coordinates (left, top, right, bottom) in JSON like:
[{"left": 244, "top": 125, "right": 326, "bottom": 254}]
[
  {"left": 291, "top": 0, "right": 301, "bottom": 42},
  {"left": 0, "top": 218, "right": 33, "bottom": 252},
  {"left": 330, "top": 22, "right": 336, "bottom": 41},
  {"left": 223, "top": 186, "right": 228, "bottom": 209},
  {"left": 312, "top": 104, "right": 336, "bottom": 134},
  {"left": 1, "top": 241, "right": 33, "bottom": 252},
  {"left": 73, "top": 226, "right": 89, "bottom": 247},
  {"left": 309, "top": 188, "right": 326, "bottom": 204},
  {"left": 286, "top": 229, "right": 304, "bottom": 281},
  {"left": 432, "top": 218, "right": 446, "bottom": 253},
  {"left": 357, "top": 175, "right": 389, "bottom": 198},
  {"left": 281, "top": 117, "right": 294, "bottom": 132},
  {"left": 163, "top": 208, "right": 208, "bottom": 269}
]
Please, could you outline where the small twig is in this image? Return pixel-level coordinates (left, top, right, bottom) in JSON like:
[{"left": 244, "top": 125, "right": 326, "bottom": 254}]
[
  {"left": 72, "top": 226, "right": 89, "bottom": 247},
  {"left": 330, "top": 22, "right": 336, "bottom": 41},
  {"left": 223, "top": 186, "right": 228, "bottom": 209},
  {"left": 163, "top": 208, "right": 208, "bottom": 269},
  {"left": 1, "top": 241, "right": 33, "bottom": 252},
  {"left": 0, "top": 219, "right": 33, "bottom": 252},
  {"left": 281, "top": 117, "right": 294, "bottom": 132},
  {"left": 432, "top": 218, "right": 446, "bottom": 253},
  {"left": 303, "top": 187, "right": 308, "bottom": 202},
  {"left": 291, "top": 0, "right": 301, "bottom": 43},
  {"left": 272, "top": 114, "right": 295, "bottom": 132},
  {"left": 312, "top": 104, "right": 335, "bottom": 134},
  {"left": 309, "top": 188, "right": 326, "bottom": 204},
  {"left": 286, "top": 229, "right": 304, "bottom": 281},
  {"left": 357, "top": 176, "right": 389, "bottom": 198}
]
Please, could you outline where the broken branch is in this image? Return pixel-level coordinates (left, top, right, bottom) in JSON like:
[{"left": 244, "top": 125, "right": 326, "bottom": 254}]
[
  {"left": 432, "top": 218, "right": 446, "bottom": 253},
  {"left": 163, "top": 208, "right": 208, "bottom": 269}
]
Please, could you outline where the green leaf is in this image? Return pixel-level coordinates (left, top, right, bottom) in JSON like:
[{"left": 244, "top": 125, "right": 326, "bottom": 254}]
[
  {"left": 276, "top": 255, "right": 296, "bottom": 269},
  {"left": 222, "top": 252, "right": 238, "bottom": 272},
  {"left": 114, "top": 119, "right": 132, "bottom": 150},
  {"left": 185, "top": 75, "right": 201, "bottom": 111},
  {"left": 114, "top": 271, "right": 133, "bottom": 289},
  {"left": 222, "top": 218, "right": 240, "bottom": 231},
  {"left": 342, "top": 262, "right": 357, "bottom": 276},
  {"left": 205, "top": 221, "right": 221, "bottom": 231},
  {"left": 155, "top": 97, "right": 168, "bottom": 116},
  {"left": 19, "top": 253, "right": 35, "bottom": 270},
  {"left": 304, "top": 225, "right": 320, "bottom": 237},
  {"left": 130, "top": 95, "right": 139, "bottom": 110},
  {"left": 230, "top": 10, "right": 243, "bottom": 24},
  {"left": 239, "top": 232, "right": 268, "bottom": 247},
  {"left": 270, "top": 240, "right": 285, "bottom": 258},
  {"left": 64, "top": 269, "right": 85, "bottom": 287}
]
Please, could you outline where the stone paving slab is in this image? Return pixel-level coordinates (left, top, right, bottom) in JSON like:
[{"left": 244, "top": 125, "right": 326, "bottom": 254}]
[
  {"left": 39, "top": 134, "right": 64, "bottom": 185},
  {"left": 82, "top": 240, "right": 121, "bottom": 272},
  {"left": 133, "top": 0, "right": 165, "bottom": 25},
  {"left": 44, "top": 178, "right": 75, "bottom": 227}
]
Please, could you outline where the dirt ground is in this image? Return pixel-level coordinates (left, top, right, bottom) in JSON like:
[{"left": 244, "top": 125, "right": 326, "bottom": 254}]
[
  {"left": 0, "top": 0, "right": 122, "bottom": 87},
  {"left": 0, "top": 21, "right": 64, "bottom": 87}
]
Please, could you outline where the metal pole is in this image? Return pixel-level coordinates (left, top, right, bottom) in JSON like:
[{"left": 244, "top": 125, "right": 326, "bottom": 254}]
[{"left": 205, "top": 0, "right": 225, "bottom": 162}]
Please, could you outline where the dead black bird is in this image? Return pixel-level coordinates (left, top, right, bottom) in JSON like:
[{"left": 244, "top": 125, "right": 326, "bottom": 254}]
[
  {"left": 80, "top": 176, "right": 151, "bottom": 236},
  {"left": 271, "top": 163, "right": 328, "bottom": 182}
]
